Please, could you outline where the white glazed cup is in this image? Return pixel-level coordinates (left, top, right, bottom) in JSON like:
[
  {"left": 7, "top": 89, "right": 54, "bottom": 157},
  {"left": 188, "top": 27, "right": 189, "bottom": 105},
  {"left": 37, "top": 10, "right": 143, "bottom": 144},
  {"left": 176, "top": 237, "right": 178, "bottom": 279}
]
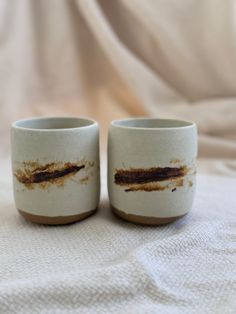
[
  {"left": 11, "top": 117, "right": 100, "bottom": 225},
  {"left": 108, "top": 118, "right": 197, "bottom": 225}
]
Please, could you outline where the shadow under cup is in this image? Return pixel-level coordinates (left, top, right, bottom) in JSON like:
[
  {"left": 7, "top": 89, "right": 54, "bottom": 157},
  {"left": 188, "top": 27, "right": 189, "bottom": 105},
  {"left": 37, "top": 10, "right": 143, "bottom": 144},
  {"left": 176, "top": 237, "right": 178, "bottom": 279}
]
[
  {"left": 11, "top": 117, "right": 100, "bottom": 225},
  {"left": 108, "top": 118, "right": 197, "bottom": 225}
]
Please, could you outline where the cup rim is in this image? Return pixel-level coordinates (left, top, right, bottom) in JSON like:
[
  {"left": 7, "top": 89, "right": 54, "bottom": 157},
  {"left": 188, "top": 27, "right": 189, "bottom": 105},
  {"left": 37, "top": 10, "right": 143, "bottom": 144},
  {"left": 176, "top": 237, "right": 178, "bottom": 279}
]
[
  {"left": 110, "top": 118, "right": 196, "bottom": 130},
  {"left": 11, "top": 116, "right": 98, "bottom": 132}
]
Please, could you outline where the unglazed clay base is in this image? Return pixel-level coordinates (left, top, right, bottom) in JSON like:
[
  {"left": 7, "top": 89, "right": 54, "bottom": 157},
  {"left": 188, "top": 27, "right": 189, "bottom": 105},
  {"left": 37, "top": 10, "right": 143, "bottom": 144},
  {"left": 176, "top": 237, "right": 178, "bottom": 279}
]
[
  {"left": 112, "top": 206, "right": 186, "bottom": 226},
  {"left": 18, "top": 208, "right": 97, "bottom": 225}
]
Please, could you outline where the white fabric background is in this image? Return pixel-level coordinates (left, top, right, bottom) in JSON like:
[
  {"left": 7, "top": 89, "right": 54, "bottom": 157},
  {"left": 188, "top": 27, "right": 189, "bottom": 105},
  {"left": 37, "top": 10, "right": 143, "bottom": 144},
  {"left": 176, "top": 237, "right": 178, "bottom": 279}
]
[{"left": 0, "top": 0, "right": 236, "bottom": 313}]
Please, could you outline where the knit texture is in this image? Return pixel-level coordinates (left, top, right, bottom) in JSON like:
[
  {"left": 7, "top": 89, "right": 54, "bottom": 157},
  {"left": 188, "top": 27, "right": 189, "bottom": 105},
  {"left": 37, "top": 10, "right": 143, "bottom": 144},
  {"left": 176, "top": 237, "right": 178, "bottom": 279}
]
[{"left": 0, "top": 162, "right": 236, "bottom": 313}]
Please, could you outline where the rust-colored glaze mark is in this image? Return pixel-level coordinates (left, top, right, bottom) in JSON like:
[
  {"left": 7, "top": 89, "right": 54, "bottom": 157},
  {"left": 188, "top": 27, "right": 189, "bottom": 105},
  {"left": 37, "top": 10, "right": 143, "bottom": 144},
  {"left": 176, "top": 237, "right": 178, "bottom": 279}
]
[
  {"left": 16, "top": 164, "right": 85, "bottom": 184},
  {"left": 115, "top": 166, "right": 188, "bottom": 185},
  {"left": 14, "top": 161, "right": 88, "bottom": 189},
  {"left": 175, "top": 178, "right": 184, "bottom": 187},
  {"left": 170, "top": 158, "right": 183, "bottom": 164},
  {"left": 80, "top": 176, "right": 89, "bottom": 184},
  {"left": 125, "top": 182, "right": 167, "bottom": 192},
  {"left": 115, "top": 166, "right": 188, "bottom": 192}
]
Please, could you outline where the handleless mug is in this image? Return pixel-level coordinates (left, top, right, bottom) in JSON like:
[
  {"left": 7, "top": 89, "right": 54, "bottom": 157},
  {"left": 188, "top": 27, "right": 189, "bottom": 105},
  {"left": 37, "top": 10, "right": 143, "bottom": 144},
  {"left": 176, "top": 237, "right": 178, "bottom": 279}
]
[
  {"left": 108, "top": 118, "right": 197, "bottom": 225},
  {"left": 11, "top": 117, "right": 100, "bottom": 225}
]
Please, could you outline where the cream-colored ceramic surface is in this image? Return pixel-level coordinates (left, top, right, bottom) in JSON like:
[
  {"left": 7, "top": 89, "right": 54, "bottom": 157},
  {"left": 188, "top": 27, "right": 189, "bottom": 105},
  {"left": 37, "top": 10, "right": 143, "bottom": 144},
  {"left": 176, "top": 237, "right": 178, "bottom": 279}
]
[
  {"left": 108, "top": 118, "right": 197, "bottom": 218},
  {"left": 11, "top": 117, "right": 100, "bottom": 217}
]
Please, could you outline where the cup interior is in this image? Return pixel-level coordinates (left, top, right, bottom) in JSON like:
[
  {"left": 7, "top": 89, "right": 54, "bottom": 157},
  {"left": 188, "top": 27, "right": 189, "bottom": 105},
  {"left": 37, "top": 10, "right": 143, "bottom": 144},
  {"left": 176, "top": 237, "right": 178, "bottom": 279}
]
[
  {"left": 12, "top": 117, "right": 96, "bottom": 130},
  {"left": 112, "top": 118, "right": 194, "bottom": 129}
]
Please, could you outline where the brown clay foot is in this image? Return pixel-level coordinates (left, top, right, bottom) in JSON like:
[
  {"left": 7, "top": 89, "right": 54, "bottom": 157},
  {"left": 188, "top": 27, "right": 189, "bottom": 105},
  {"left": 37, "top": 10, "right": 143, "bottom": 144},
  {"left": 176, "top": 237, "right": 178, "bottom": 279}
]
[
  {"left": 112, "top": 206, "right": 186, "bottom": 226},
  {"left": 18, "top": 208, "right": 97, "bottom": 225}
]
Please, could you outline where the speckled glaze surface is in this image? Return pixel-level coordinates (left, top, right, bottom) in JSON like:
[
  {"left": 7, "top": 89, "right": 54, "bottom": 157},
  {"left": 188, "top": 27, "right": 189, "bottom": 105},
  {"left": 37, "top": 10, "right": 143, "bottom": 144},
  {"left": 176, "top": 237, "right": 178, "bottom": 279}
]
[
  {"left": 108, "top": 118, "right": 197, "bottom": 224},
  {"left": 11, "top": 117, "right": 100, "bottom": 224}
]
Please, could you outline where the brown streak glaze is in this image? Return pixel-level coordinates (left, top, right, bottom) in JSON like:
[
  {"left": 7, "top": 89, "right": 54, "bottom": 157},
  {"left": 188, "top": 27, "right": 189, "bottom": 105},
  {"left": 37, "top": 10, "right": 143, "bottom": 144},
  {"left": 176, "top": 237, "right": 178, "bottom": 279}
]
[
  {"left": 115, "top": 166, "right": 187, "bottom": 185},
  {"left": 115, "top": 166, "right": 188, "bottom": 192},
  {"left": 14, "top": 162, "right": 86, "bottom": 189},
  {"left": 18, "top": 165, "right": 85, "bottom": 184},
  {"left": 125, "top": 182, "right": 167, "bottom": 192}
]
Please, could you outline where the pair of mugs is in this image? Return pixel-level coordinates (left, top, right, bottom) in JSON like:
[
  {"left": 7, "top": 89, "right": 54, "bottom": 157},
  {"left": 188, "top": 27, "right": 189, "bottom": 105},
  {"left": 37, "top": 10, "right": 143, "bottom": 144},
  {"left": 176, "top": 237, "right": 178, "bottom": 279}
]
[{"left": 11, "top": 117, "right": 197, "bottom": 225}]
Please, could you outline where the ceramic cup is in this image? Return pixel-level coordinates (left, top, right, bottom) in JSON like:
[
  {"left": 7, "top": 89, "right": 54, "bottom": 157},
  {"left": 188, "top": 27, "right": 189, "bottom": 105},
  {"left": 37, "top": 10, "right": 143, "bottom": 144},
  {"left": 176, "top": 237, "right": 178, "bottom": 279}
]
[
  {"left": 11, "top": 117, "right": 100, "bottom": 225},
  {"left": 108, "top": 118, "right": 197, "bottom": 225}
]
